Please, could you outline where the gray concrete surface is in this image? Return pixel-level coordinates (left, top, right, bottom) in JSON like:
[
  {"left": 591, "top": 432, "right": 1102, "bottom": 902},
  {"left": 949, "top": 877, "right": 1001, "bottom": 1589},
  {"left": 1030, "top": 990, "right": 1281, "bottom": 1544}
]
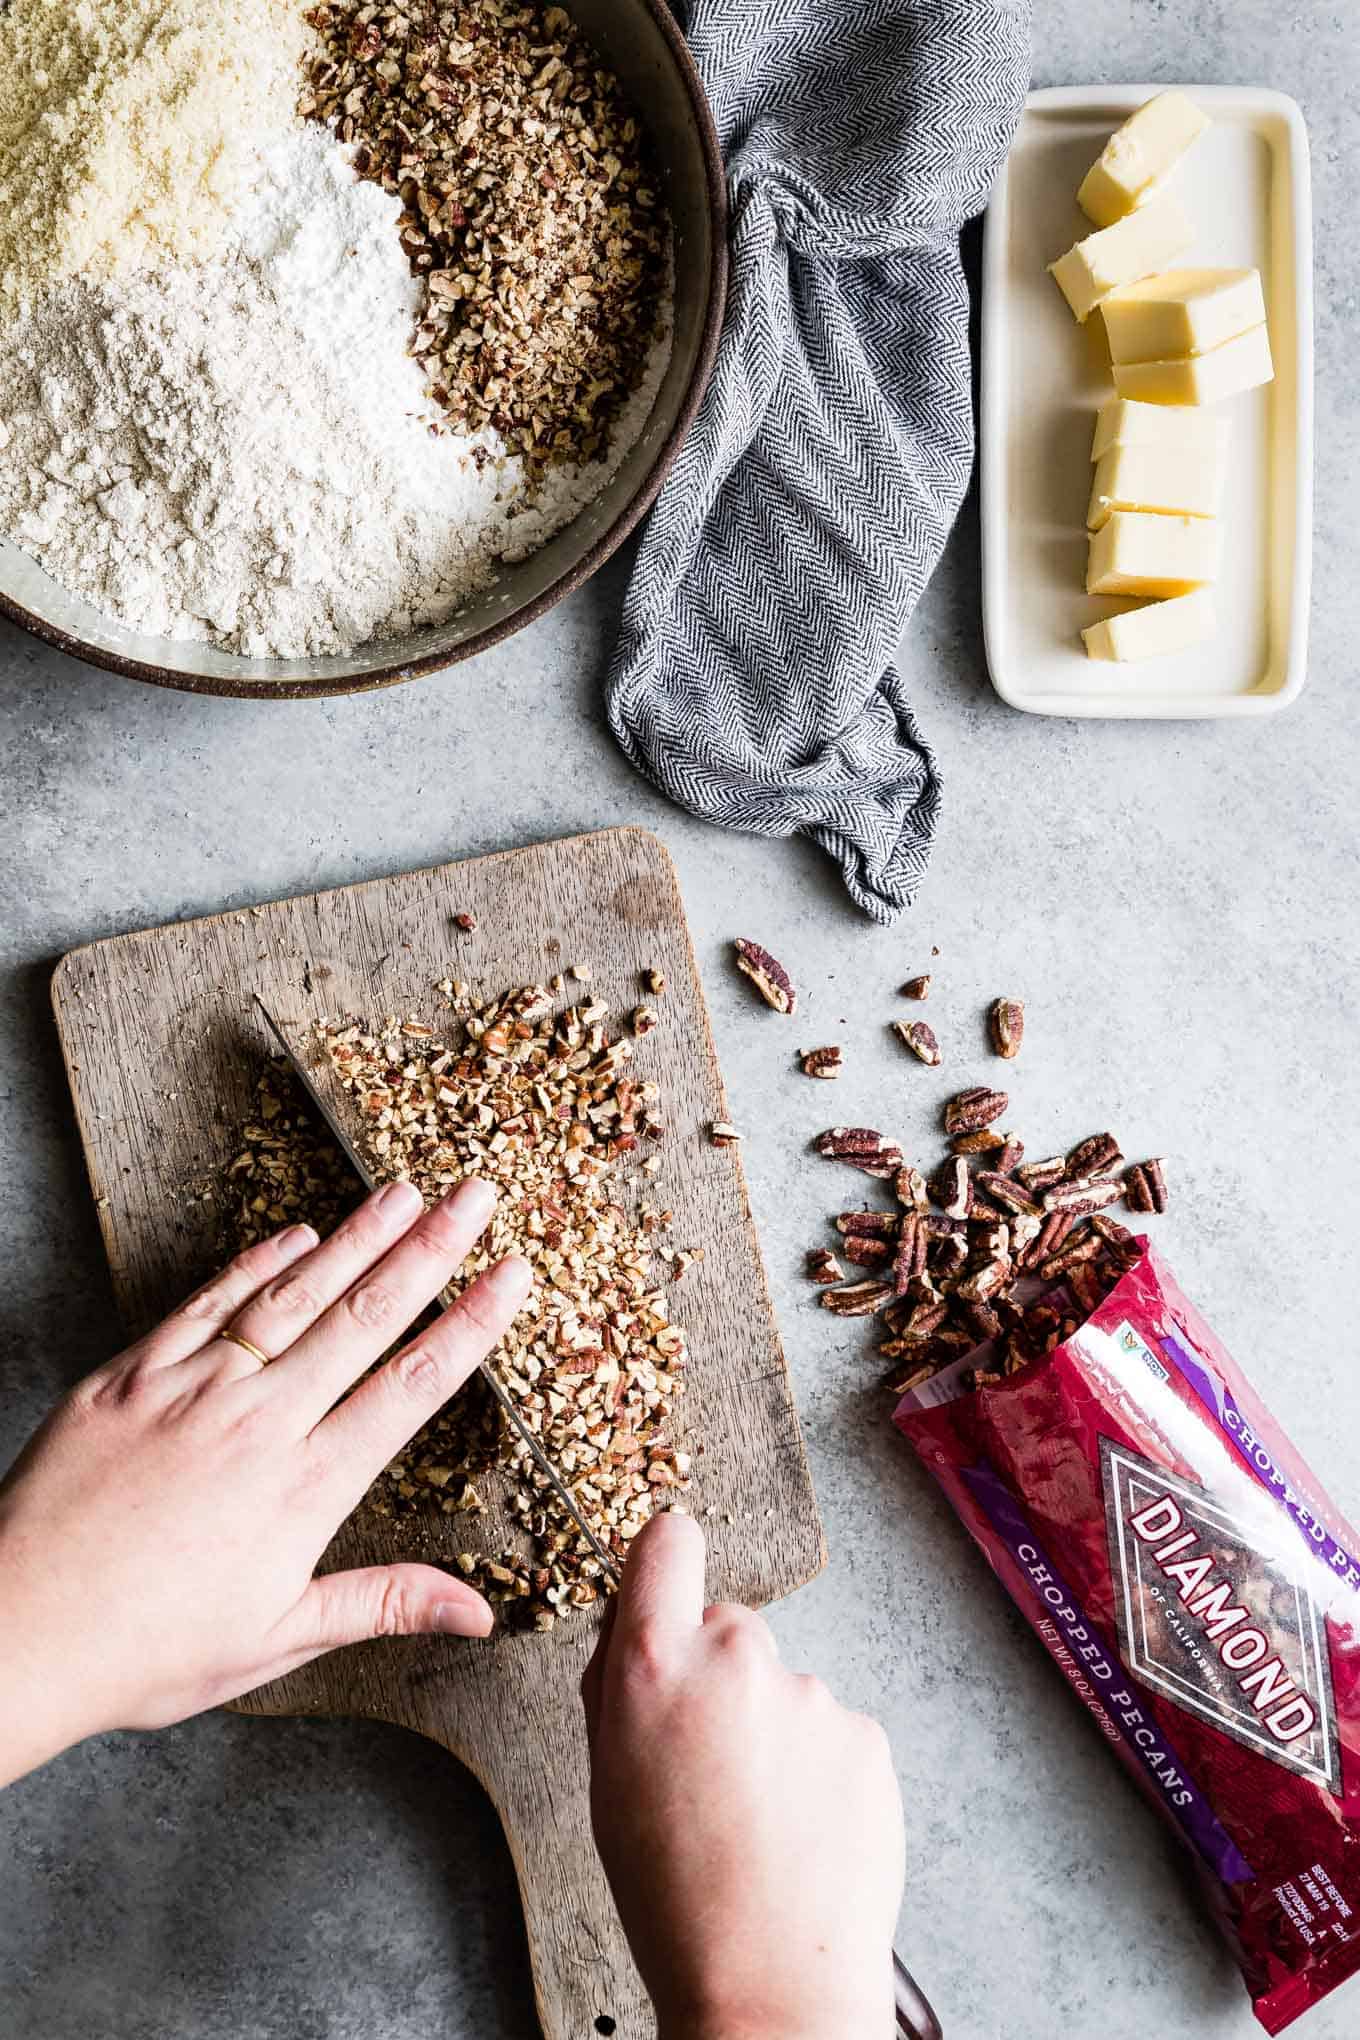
[{"left": 2, "top": 3, "right": 1357, "bottom": 2036}]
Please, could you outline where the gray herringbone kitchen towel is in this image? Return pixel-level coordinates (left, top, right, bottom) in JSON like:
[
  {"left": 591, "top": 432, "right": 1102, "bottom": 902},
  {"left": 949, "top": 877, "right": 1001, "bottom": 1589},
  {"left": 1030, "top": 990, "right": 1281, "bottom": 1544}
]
[{"left": 606, "top": 0, "right": 1031, "bottom": 921}]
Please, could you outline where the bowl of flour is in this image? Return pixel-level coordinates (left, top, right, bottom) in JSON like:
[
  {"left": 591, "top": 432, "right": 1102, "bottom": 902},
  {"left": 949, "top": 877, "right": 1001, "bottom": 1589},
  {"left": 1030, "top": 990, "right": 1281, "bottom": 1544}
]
[{"left": 0, "top": 0, "right": 724, "bottom": 698}]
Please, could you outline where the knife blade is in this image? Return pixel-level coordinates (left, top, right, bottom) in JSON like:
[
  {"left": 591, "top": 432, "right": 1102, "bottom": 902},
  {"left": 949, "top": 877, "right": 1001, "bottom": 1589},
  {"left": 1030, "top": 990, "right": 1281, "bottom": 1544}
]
[{"left": 252, "top": 994, "right": 622, "bottom": 1588}]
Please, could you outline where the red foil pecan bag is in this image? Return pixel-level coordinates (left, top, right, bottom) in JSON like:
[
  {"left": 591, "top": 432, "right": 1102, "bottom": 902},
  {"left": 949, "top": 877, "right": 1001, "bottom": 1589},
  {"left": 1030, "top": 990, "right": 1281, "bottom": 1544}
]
[{"left": 894, "top": 1244, "right": 1360, "bottom": 2033}]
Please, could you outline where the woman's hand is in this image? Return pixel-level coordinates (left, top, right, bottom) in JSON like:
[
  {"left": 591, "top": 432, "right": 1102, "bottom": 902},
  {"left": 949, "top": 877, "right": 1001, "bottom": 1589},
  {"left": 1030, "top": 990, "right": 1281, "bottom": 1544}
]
[
  {"left": 0, "top": 1178, "right": 530, "bottom": 1787},
  {"left": 582, "top": 1512, "right": 905, "bottom": 2040}
]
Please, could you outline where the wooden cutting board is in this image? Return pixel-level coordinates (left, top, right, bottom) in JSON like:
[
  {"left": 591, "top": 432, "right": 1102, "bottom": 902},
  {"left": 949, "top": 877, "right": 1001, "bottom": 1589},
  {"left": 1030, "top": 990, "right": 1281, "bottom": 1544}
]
[{"left": 51, "top": 825, "right": 825, "bottom": 2040}]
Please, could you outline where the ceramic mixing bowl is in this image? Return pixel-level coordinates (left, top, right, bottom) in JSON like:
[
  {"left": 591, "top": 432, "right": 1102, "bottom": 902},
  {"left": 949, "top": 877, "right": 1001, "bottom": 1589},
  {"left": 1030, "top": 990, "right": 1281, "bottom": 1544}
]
[{"left": 0, "top": 0, "right": 725, "bottom": 700}]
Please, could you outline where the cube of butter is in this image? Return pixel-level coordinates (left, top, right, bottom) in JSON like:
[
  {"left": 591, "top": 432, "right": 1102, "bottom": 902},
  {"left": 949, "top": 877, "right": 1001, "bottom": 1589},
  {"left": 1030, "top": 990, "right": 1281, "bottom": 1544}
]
[
  {"left": 1113, "top": 321, "right": 1274, "bottom": 404},
  {"left": 1087, "top": 510, "right": 1219, "bottom": 597},
  {"left": 1077, "top": 91, "right": 1210, "bottom": 228},
  {"left": 1092, "top": 395, "right": 1230, "bottom": 464},
  {"left": 1101, "top": 268, "right": 1266, "bottom": 363},
  {"left": 1082, "top": 589, "right": 1217, "bottom": 662},
  {"left": 1087, "top": 442, "right": 1224, "bottom": 530},
  {"left": 1049, "top": 193, "right": 1195, "bottom": 323}
]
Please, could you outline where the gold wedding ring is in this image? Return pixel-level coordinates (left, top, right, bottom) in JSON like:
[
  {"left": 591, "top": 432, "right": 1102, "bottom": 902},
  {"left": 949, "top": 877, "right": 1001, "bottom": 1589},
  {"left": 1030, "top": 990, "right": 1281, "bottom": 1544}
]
[{"left": 220, "top": 1331, "right": 272, "bottom": 1368}]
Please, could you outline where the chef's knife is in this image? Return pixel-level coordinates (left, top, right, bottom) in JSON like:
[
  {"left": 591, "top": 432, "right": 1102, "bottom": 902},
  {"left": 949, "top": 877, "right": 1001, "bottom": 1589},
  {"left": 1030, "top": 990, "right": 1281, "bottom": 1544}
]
[
  {"left": 254, "top": 997, "right": 942, "bottom": 2038},
  {"left": 252, "top": 994, "right": 622, "bottom": 1588}
]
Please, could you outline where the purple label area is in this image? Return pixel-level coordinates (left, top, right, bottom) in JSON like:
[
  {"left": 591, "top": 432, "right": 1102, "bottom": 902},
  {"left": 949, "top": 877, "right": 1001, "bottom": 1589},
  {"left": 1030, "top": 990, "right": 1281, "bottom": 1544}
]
[
  {"left": 1158, "top": 1329, "right": 1360, "bottom": 1592},
  {"left": 960, "top": 1459, "right": 1255, "bottom": 1887}
]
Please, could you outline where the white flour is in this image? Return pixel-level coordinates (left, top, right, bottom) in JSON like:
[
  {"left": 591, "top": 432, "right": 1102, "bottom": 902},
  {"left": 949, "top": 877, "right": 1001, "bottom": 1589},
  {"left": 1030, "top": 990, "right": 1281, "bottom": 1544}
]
[{"left": 0, "top": 127, "right": 672, "bottom": 657}]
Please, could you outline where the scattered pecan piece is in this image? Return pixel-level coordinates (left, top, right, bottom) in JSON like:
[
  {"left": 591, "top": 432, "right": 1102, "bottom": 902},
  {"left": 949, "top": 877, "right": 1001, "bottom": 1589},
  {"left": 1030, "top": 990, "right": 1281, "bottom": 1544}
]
[
  {"left": 892, "top": 1019, "right": 941, "bottom": 1067},
  {"left": 888, "top": 1363, "right": 937, "bottom": 1396},
  {"left": 1019, "top": 1210, "right": 1074, "bottom": 1272},
  {"left": 901, "top": 975, "right": 932, "bottom": 1000},
  {"left": 733, "top": 939, "right": 797, "bottom": 1015},
  {"left": 962, "top": 1299, "right": 1004, "bottom": 1343},
  {"left": 974, "top": 1171, "right": 1042, "bottom": 1218},
  {"left": 1042, "top": 1175, "right": 1125, "bottom": 1216},
  {"left": 1090, "top": 1213, "right": 1136, "bottom": 1249},
  {"left": 708, "top": 1121, "right": 742, "bottom": 1146},
  {"left": 1065, "top": 1132, "right": 1123, "bottom": 1181},
  {"left": 1038, "top": 1232, "right": 1103, "bottom": 1280},
  {"left": 815, "top": 1127, "right": 904, "bottom": 1177},
  {"left": 931, "top": 1156, "right": 971, "bottom": 1220},
  {"left": 453, "top": 910, "right": 478, "bottom": 932},
  {"left": 820, "top": 1280, "right": 894, "bottom": 1317},
  {"left": 950, "top": 1127, "right": 1006, "bottom": 1156},
  {"left": 892, "top": 1214, "right": 929, "bottom": 1294},
  {"left": 958, "top": 1258, "right": 1011, "bottom": 1304},
  {"left": 835, "top": 1210, "right": 900, "bottom": 1238},
  {"left": 632, "top": 1005, "right": 659, "bottom": 1037},
  {"left": 1125, "top": 1157, "right": 1169, "bottom": 1213},
  {"left": 843, "top": 1235, "right": 893, "bottom": 1268},
  {"left": 1016, "top": 1155, "right": 1066, "bottom": 1193},
  {"left": 944, "top": 1087, "right": 1009, "bottom": 1135},
  {"left": 933, "top": 1231, "right": 969, "bottom": 1279},
  {"left": 801, "top": 1045, "right": 844, "bottom": 1079},
  {"left": 894, "top": 1165, "right": 930, "bottom": 1212},
  {"left": 643, "top": 967, "right": 666, "bottom": 996},
  {"left": 1067, "top": 1262, "right": 1107, "bottom": 1314},
  {"left": 807, "top": 1247, "right": 845, "bottom": 1285},
  {"left": 997, "top": 1134, "right": 1025, "bottom": 1174},
  {"left": 989, "top": 998, "right": 1025, "bottom": 1059},
  {"left": 971, "top": 1221, "right": 1011, "bottom": 1264}
]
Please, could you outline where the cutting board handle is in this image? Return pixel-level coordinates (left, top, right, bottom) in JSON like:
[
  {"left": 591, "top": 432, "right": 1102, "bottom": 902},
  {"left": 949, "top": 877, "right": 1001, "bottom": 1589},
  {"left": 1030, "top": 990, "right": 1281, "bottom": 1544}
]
[{"left": 396, "top": 1656, "right": 656, "bottom": 2040}]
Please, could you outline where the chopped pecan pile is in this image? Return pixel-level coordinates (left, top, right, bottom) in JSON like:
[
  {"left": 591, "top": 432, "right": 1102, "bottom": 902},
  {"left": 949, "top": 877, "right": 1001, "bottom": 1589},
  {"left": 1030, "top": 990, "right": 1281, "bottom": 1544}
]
[
  {"left": 811, "top": 1090, "right": 1168, "bottom": 1393},
  {"left": 300, "top": 0, "right": 669, "bottom": 469},
  {"left": 226, "top": 979, "right": 692, "bottom": 1630}
]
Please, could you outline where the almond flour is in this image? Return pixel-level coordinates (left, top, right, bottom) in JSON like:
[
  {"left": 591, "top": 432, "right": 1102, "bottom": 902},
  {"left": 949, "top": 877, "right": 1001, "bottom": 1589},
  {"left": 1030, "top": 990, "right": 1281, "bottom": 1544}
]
[{"left": 0, "top": 0, "right": 309, "bottom": 310}]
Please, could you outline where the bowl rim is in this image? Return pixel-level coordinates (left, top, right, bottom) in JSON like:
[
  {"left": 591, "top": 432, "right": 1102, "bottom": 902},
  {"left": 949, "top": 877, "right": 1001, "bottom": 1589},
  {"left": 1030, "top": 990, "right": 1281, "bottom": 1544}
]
[{"left": 0, "top": 0, "right": 728, "bottom": 703}]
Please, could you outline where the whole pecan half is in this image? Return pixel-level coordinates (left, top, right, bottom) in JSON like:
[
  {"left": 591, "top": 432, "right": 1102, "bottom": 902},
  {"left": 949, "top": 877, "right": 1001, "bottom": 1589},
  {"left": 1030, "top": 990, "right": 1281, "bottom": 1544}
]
[
  {"left": 931, "top": 1156, "right": 971, "bottom": 1219},
  {"left": 996, "top": 1134, "right": 1025, "bottom": 1174},
  {"left": 843, "top": 1235, "right": 893, "bottom": 1268},
  {"left": 1125, "top": 1157, "right": 1168, "bottom": 1213},
  {"left": 894, "top": 1164, "right": 930, "bottom": 1212},
  {"left": 1042, "top": 1175, "right": 1125, "bottom": 1216},
  {"left": 1065, "top": 1131, "right": 1123, "bottom": 1181},
  {"left": 950, "top": 1128, "right": 1006, "bottom": 1156},
  {"left": 1019, "top": 1210, "right": 1073, "bottom": 1272},
  {"left": 892, "top": 1020, "right": 942, "bottom": 1067},
  {"left": 815, "top": 1127, "right": 904, "bottom": 1178},
  {"left": 944, "top": 1087, "right": 1009, "bottom": 1135},
  {"left": 835, "top": 1210, "right": 901, "bottom": 1238},
  {"left": 974, "top": 1171, "right": 1042, "bottom": 1218},
  {"left": 892, "top": 1214, "right": 929, "bottom": 1294},
  {"left": 1016, "top": 1154, "right": 1066, "bottom": 1192},
  {"left": 989, "top": 998, "right": 1025, "bottom": 1059},
  {"left": 800, "top": 1045, "right": 844, "bottom": 1079},
  {"left": 820, "top": 1279, "right": 894, "bottom": 1317},
  {"left": 958, "top": 1257, "right": 1011, "bottom": 1303},
  {"left": 733, "top": 938, "right": 797, "bottom": 1015}
]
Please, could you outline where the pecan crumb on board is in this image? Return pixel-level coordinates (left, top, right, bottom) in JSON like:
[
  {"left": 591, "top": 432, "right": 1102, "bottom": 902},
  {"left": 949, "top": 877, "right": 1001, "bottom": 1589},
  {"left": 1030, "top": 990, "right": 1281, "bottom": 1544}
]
[{"left": 223, "top": 979, "right": 692, "bottom": 1630}]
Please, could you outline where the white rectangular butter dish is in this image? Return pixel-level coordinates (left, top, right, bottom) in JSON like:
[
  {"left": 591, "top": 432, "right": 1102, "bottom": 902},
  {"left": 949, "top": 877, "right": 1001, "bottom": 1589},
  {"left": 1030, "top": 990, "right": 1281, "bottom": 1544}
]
[{"left": 980, "top": 85, "right": 1313, "bottom": 719}]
